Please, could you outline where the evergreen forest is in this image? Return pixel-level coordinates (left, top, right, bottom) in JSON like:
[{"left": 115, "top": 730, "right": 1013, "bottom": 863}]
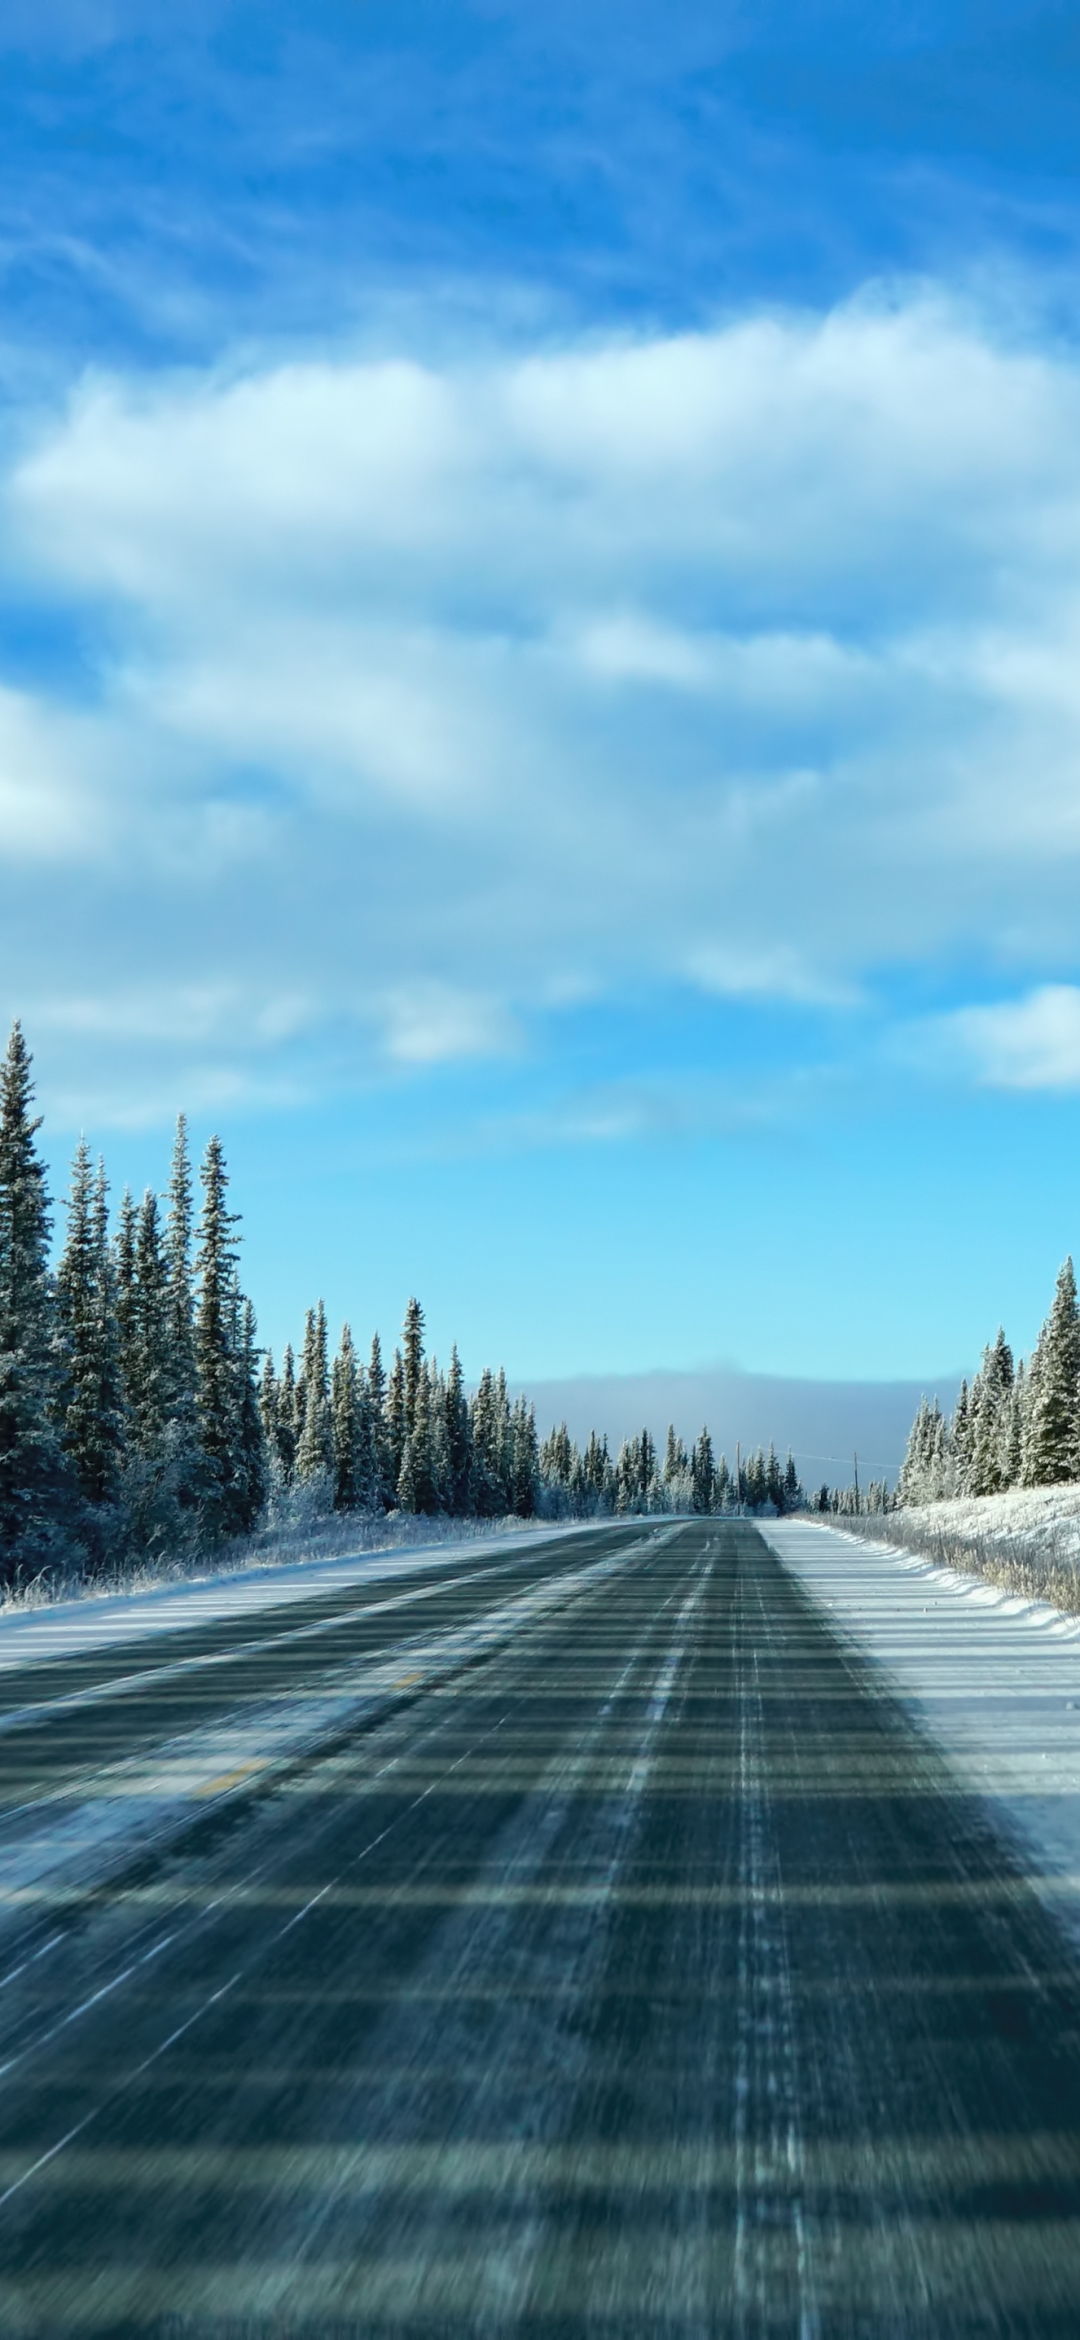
[
  {"left": 0, "top": 1025, "right": 803, "bottom": 1590},
  {"left": 896, "top": 1257, "right": 1080, "bottom": 1507}
]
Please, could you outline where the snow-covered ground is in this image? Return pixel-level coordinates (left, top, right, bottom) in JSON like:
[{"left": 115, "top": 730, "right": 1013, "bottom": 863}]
[
  {"left": 884, "top": 1482, "right": 1080, "bottom": 1566},
  {"left": 0, "top": 1518, "right": 637, "bottom": 1917},
  {"left": 0, "top": 1518, "right": 589, "bottom": 1676},
  {"left": 767, "top": 1518, "right": 1080, "bottom": 1957}
]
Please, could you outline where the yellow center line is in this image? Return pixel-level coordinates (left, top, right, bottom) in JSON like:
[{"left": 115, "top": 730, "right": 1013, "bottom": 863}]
[{"left": 192, "top": 1761, "right": 266, "bottom": 1800}]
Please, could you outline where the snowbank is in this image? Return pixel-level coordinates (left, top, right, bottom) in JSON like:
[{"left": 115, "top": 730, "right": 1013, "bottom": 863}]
[
  {"left": 767, "top": 1518, "right": 1080, "bottom": 1956},
  {"left": 859, "top": 1483, "right": 1080, "bottom": 1612}
]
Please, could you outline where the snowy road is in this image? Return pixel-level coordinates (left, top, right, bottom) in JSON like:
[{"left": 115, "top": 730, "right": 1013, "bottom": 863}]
[{"left": 2, "top": 1519, "right": 1080, "bottom": 2333}]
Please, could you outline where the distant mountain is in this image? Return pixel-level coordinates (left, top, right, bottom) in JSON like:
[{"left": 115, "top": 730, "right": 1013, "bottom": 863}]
[{"left": 517, "top": 1364, "right": 963, "bottom": 1492}]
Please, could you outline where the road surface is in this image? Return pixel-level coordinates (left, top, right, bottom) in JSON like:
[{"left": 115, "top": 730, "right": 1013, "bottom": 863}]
[{"left": 1, "top": 1517, "right": 1080, "bottom": 2335}]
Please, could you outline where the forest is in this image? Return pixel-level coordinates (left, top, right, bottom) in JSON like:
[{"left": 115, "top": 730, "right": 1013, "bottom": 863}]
[
  {"left": 0, "top": 1025, "right": 803, "bottom": 1589},
  {"left": 896, "top": 1258, "right": 1080, "bottom": 1507}
]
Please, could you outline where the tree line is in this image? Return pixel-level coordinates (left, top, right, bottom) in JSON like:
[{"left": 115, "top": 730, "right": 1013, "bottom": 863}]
[
  {"left": 896, "top": 1256, "right": 1080, "bottom": 1507},
  {"left": 0, "top": 1024, "right": 805, "bottom": 1588}
]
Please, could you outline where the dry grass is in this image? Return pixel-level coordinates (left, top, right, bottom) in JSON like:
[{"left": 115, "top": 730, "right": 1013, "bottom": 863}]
[
  {"left": 0, "top": 1509, "right": 539, "bottom": 1616},
  {"left": 851, "top": 1503, "right": 1080, "bottom": 1616}
]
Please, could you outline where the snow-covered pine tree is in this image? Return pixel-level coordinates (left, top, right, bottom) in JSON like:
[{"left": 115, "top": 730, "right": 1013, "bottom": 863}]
[
  {"left": 385, "top": 1347, "right": 406, "bottom": 1498},
  {"left": 427, "top": 1359, "right": 452, "bottom": 1512},
  {"left": 0, "top": 1024, "right": 76, "bottom": 1581},
  {"left": 782, "top": 1451, "right": 801, "bottom": 1513},
  {"left": 445, "top": 1345, "right": 471, "bottom": 1516},
  {"left": 259, "top": 1351, "right": 283, "bottom": 1485},
  {"left": 970, "top": 1329, "right": 1014, "bottom": 1496},
  {"left": 366, "top": 1331, "right": 389, "bottom": 1507},
  {"left": 234, "top": 1297, "right": 266, "bottom": 1530},
  {"left": 950, "top": 1380, "right": 972, "bottom": 1494},
  {"left": 295, "top": 1301, "right": 332, "bottom": 1487},
  {"left": 765, "top": 1443, "right": 782, "bottom": 1512},
  {"left": 113, "top": 1187, "right": 138, "bottom": 1407},
  {"left": 331, "top": 1323, "right": 360, "bottom": 1510},
  {"left": 402, "top": 1297, "right": 424, "bottom": 1436},
  {"left": 469, "top": 1366, "right": 501, "bottom": 1517},
  {"left": 131, "top": 1188, "right": 174, "bottom": 1456},
  {"left": 164, "top": 1116, "right": 201, "bottom": 1514},
  {"left": 1020, "top": 1324, "right": 1046, "bottom": 1487},
  {"left": 55, "top": 1143, "right": 125, "bottom": 1521},
  {"left": 1000, "top": 1359, "right": 1025, "bottom": 1488},
  {"left": 691, "top": 1427, "right": 716, "bottom": 1514},
  {"left": 1024, "top": 1260, "right": 1080, "bottom": 1486},
  {"left": 715, "top": 1454, "right": 731, "bottom": 1510},
  {"left": 897, "top": 1398, "right": 930, "bottom": 1506},
  {"left": 193, "top": 1134, "right": 251, "bottom": 1539},
  {"left": 399, "top": 1362, "right": 436, "bottom": 1514},
  {"left": 276, "top": 1344, "right": 299, "bottom": 1482},
  {"left": 663, "top": 1424, "right": 685, "bottom": 1486}
]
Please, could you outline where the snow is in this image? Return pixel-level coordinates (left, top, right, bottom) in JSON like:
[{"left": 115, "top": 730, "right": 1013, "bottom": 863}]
[
  {"left": 0, "top": 1521, "right": 648, "bottom": 1917},
  {"left": 885, "top": 1481, "right": 1080, "bottom": 1567},
  {"left": 766, "top": 1518, "right": 1080, "bottom": 1956},
  {"left": 0, "top": 1518, "right": 592, "bottom": 1677}
]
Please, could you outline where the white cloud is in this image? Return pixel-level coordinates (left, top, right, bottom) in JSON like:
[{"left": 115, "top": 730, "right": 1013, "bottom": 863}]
[
  {"left": 930, "top": 986, "right": 1080, "bottom": 1091},
  {"left": 4, "top": 286, "right": 1080, "bottom": 1116},
  {"left": 377, "top": 984, "right": 521, "bottom": 1066}
]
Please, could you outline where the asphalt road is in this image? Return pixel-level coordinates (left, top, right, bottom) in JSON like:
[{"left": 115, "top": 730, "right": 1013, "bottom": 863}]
[{"left": 2, "top": 1518, "right": 1080, "bottom": 2335}]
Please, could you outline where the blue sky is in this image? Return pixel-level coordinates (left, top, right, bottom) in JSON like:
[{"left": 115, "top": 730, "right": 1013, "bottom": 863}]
[{"left": 4, "top": 1, "right": 1080, "bottom": 1390}]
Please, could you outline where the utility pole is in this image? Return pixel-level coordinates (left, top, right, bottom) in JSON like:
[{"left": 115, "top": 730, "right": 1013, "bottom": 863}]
[
  {"left": 853, "top": 1449, "right": 860, "bottom": 1513},
  {"left": 735, "top": 1440, "right": 742, "bottom": 1514}
]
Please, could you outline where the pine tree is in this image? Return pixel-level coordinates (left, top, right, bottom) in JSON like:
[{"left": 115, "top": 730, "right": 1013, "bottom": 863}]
[
  {"left": 402, "top": 1297, "right": 425, "bottom": 1435},
  {"left": 385, "top": 1346, "right": 406, "bottom": 1499},
  {"left": 193, "top": 1135, "right": 248, "bottom": 1538},
  {"left": 295, "top": 1301, "right": 332, "bottom": 1486},
  {"left": 234, "top": 1297, "right": 267, "bottom": 1530},
  {"left": 164, "top": 1116, "right": 200, "bottom": 1512},
  {"left": 691, "top": 1426, "right": 715, "bottom": 1514},
  {"left": 55, "top": 1144, "right": 125, "bottom": 1517},
  {"left": 950, "top": 1380, "right": 972, "bottom": 1494},
  {"left": 445, "top": 1344, "right": 471, "bottom": 1516},
  {"left": 367, "top": 1331, "right": 389, "bottom": 1507},
  {"left": 509, "top": 1396, "right": 539, "bottom": 1517},
  {"left": 331, "top": 1323, "right": 360, "bottom": 1511},
  {"left": 970, "top": 1329, "right": 1014, "bottom": 1496},
  {"left": 277, "top": 1344, "right": 299, "bottom": 1482},
  {"left": 0, "top": 1025, "right": 76, "bottom": 1580},
  {"left": 1025, "top": 1260, "right": 1080, "bottom": 1486}
]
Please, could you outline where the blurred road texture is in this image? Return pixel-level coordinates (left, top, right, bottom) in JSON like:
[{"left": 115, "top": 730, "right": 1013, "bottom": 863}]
[{"left": 1, "top": 1518, "right": 1080, "bottom": 2335}]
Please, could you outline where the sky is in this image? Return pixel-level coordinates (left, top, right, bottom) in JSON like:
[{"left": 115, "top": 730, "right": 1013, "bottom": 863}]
[{"left": 4, "top": 1, "right": 1080, "bottom": 1399}]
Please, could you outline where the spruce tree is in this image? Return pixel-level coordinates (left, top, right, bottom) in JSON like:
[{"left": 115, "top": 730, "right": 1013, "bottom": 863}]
[
  {"left": 0, "top": 1024, "right": 75, "bottom": 1580},
  {"left": 445, "top": 1344, "right": 471, "bottom": 1516},
  {"left": 234, "top": 1297, "right": 267, "bottom": 1529},
  {"left": 367, "top": 1331, "right": 389, "bottom": 1507},
  {"left": 402, "top": 1297, "right": 425, "bottom": 1436},
  {"left": 193, "top": 1135, "right": 248, "bottom": 1538},
  {"left": 55, "top": 1144, "right": 125, "bottom": 1519},
  {"left": 691, "top": 1427, "right": 715, "bottom": 1514},
  {"left": 164, "top": 1116, "right": 200, "bottom": 1512},
  {"left": 1025, "top": 1260, "right": 1080, "bottom": 1486},
  {"left": 331, "top": 1323, "right": 360, "bottom": 1510},
  {"left": 296, "top": 1301, "right": 332, "bottom": 1486}
]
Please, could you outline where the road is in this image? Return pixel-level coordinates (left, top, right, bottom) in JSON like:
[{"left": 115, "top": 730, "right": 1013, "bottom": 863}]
[{"left": 2, "top": 1517, "right": 1080, "bottom": 2334}]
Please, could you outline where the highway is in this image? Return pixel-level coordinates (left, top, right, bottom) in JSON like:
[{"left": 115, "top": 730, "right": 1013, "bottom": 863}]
[{"left": 1, "top": 1517, "right": 1080, "bottom": 2334}]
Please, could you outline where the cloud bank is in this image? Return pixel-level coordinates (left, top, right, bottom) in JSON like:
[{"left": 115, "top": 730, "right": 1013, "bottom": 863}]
[{"left": 3, "top": 286, "right": 1080, "bottom": 1119}]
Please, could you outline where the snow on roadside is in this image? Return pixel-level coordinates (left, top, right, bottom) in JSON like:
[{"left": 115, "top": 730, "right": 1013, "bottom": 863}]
[
  {"left": 766, "top": 1518, "right": 1080, "bottom": 1956},
  {"left": 0, "top": 1519, "right": 596, "bottom": 1677},
  {"left": 0, "top": 1524, "right": 658, "bottom": 1918},
  {"left": 883, "top": 1481, "right": 1080, "bottom": 1565}
]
